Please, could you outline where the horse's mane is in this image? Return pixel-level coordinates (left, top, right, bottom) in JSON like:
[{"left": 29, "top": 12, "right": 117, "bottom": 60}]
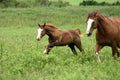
[
  {"left": 45, "top": 23, "right": 58, "bottom": 29},
  {"left": 95, "top": 12, "right": 113, "bottom": 24},
  {"left": 89, "top": 11, "right": 106, "bottom": 19}
]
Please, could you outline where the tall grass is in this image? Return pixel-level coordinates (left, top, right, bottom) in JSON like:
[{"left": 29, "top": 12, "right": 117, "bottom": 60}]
[{"left": 0, "top": 6, "right": 120, "bottom": 80}]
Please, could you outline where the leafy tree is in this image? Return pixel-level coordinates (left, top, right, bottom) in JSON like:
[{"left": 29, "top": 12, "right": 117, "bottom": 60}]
[{"left": 35, "top": 0, "right": 49, "bottom": 6}]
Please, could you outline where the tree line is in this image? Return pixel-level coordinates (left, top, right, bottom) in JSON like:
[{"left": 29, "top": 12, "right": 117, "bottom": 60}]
[
  {"left": 79, "top": 0, "right": 120, "bottom": 6},
  {"left": 0, "top": 0, "right": 120, "bottom": 8},
  {"left": 0, "top": 0, "right": 70, "bottom": 8}
]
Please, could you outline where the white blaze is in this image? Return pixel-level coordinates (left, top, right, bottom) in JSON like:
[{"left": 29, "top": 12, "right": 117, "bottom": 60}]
[
  {"left": 86, "top": 18, "right": 94, "bottom": 34},
  {"left": 37, "top": 28, "right": 43, "bottom": 40}
]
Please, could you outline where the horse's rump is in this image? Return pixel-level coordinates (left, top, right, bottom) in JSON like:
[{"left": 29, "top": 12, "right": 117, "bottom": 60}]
[{"left": 75, "top": 28, "right": 82, "bottom": 37}]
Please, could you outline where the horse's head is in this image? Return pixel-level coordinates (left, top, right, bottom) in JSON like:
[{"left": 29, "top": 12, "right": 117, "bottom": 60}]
[
  {"left": 36, "top": 23, "right": 46, "bottom": 41},
  {"left": 86, "top": 12, "right": 99, "bottom": 36}
]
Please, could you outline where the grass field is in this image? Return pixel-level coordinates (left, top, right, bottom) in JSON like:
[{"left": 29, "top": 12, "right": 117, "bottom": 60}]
[{"left": 0, "top": 6, "right": 120, "bottom": 80}]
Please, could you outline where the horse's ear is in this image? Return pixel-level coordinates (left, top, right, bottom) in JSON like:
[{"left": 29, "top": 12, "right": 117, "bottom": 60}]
[
  {"left": 87, "top": 10, "right": 90, "bottom": 15},
  {"left": 94, "top": 12, "right": 99, "bottom": 17},
  {"left": 38, "top": 24, "right": 40, "bottom": 27},
  {"left": 43, "top": 22, "right": 46, "bottom": 27}
]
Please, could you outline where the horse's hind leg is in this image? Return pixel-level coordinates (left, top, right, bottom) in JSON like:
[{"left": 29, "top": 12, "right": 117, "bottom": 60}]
[
  {"left": 74, "top": 40, "right": 83, "bottom": 52},
  {"left": 68, "top": 43, "right": 77, "bottom": 55}
]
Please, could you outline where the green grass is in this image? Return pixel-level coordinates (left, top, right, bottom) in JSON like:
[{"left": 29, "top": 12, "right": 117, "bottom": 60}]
[{"left": 0, "top": 6, "right": 120, "bottom": 80}]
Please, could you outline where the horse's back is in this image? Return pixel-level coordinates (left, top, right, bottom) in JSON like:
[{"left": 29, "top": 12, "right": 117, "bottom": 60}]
[
  {"left": 66, "top": 29, "right": 82, "bottom": 38},
  {"left": 108, "top": 18, "right": 120, "bottom": 45},
  {"left": 110, "top": 18, "right": 120, "bottom": 25}
]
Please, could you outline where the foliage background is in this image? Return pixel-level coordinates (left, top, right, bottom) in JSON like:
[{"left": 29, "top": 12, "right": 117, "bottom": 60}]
[
  {"left": 0, "top": 0, "right": 120, "bottom": 80},
  {"left": 0, "top": 0, "right": 120, "bottom": 8}
]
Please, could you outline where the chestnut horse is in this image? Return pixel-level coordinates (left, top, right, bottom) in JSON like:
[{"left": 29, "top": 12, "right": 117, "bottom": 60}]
[
  {"left": 36, "top": 23, "right": 83, "bottom": 55},
  {"left": 86, "top": 12, "right": 120, "bottom": 62}
]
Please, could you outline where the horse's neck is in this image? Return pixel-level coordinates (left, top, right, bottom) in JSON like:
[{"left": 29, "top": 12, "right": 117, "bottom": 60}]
[
  {"left": 45, "top": 27, "right": 58, "bottom": 37},
  {"left": 97, "top": 16, "right": 113, "bottom": 36}
]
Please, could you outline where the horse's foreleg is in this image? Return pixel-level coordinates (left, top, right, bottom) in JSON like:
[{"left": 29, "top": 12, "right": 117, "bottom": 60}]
[
  {"left": 112, "top": 47, "right": 116, "bottom": 57},
  {"left": 111, "top": 43, "right": 119, "bottom": 58},
  {"left": 44, "top": 41, "right": 59, "bottom": 54},
  {"left": 44, "top": 45, "right": 53, "bottom": 54},
  {"left": 117, "top": 51, "right": 120, "bottom": 57},
  {"left": 68, "top": 43, "right": 77, "bottom": 55},
  {"left": 96, "top": 43, "right": 103, "bottom": 62}
]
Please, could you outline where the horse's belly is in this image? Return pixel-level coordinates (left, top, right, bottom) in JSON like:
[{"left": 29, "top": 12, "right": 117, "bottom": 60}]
[
  {"left": 56, "top": 42, "right": 72, "bottom": 46},
  {"left": 97, "top": 39, "right": 112, "bottom": 46},
  {"left": 97, "top": 38, "right": 120, "bottom": 48}
]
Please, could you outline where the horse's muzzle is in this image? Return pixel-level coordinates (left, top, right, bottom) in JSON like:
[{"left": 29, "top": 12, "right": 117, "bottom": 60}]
[
  {"left": 36, "top": 38, "right": 41, "bottom": 41},
  {"left": 86, "top": 32, "right": 92, "bottom": 37}
]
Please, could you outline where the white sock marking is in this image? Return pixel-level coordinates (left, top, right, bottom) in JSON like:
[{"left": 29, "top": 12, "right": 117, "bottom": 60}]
[{"left": 96, "top": 52, "right": 101, "bottom": 62}]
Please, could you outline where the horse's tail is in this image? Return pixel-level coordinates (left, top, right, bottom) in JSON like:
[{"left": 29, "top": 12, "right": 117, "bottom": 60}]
[{"left": 75, "top": 28, "right": 83, "bottom": 37}]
